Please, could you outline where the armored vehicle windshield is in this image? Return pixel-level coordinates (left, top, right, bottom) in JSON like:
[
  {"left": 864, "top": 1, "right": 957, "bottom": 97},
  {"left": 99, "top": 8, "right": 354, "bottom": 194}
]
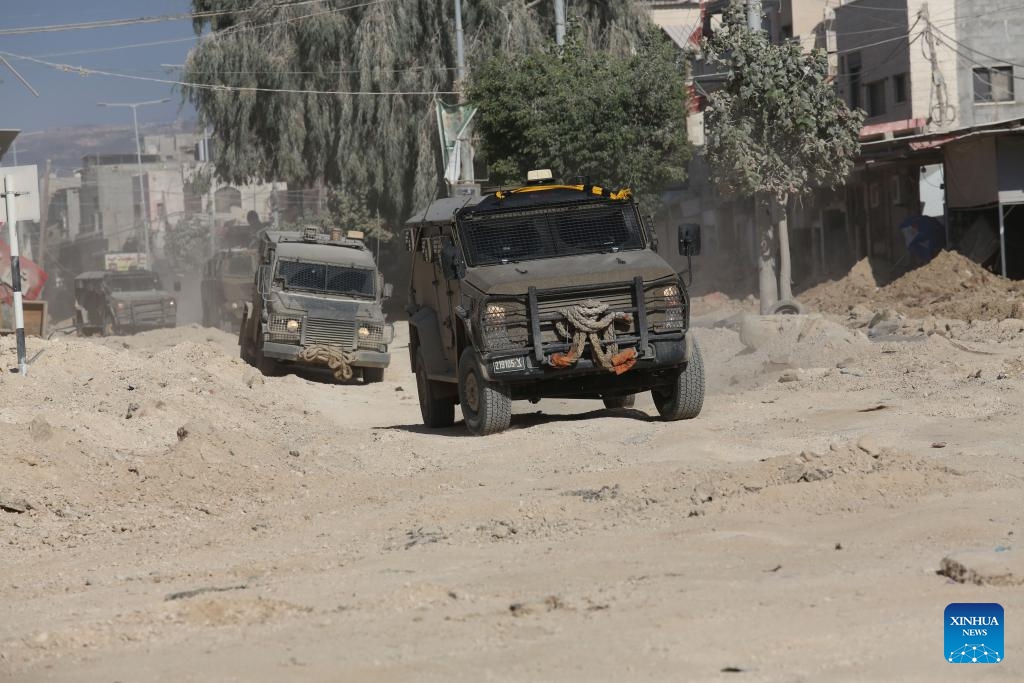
[
  {"left": 107, "top": 273, "right": 162, "bottom": 292},
  {"left": 275, "top": 260, "right": 376, "bottom": 298},
  {"left": 459, "top": 199, "right": 645, "bottom": 266}
]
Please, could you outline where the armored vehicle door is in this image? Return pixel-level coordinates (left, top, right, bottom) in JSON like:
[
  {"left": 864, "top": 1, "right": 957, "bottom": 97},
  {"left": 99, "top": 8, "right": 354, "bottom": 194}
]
[{"left": 410, "top": 222, "right": 462, "bottom": 377}]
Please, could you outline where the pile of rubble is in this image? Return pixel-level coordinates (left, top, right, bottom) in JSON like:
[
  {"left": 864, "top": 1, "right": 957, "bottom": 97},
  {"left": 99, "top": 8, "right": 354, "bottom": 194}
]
[{"left": 801, "top": 251, "right": 1024, "bottom": 321}]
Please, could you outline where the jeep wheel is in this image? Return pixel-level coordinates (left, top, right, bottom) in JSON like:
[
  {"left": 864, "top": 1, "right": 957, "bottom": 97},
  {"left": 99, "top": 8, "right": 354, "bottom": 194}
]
[
  {"left": 652, "top": 338, "right": 705, "bottom": 421},
  {"left": 254, "top": 347, "right": 279, "bottom": 376},
  {"left": 415, "top": 350, "right": 455, "bottom": 428},
  {"left": 101, "top": 310, "right": 117, "bottom": 337},
  {"left": 363, "top": 367, "right": 385, "bottom": 384},
  {"left": 458, "top": 348, "right": 512, "bottom": 436},
  {"left": 239, "top": 311, "right": 258, "bottom": 365},
  {"left": 603, "top": 394, "right": 636, "bottom": 410}
]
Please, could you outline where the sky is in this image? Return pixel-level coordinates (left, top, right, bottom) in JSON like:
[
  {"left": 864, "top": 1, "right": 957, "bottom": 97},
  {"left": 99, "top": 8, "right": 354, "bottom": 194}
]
[{"left": 1, "top": 0, "right": 198, "bottom": 133}]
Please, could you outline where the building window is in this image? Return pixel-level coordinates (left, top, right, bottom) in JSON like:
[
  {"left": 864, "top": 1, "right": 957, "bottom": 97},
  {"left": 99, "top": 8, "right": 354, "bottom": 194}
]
[
  {"left": 847, "top": 52, "right": 862, "bottom": 110},
  {"left": 974, "top": 66, "right": 1014, "bottom": 103},
  {"left": 894, "top": 73, "right": 908, "bottom": 103},
  {"left": 866, "top": 80, "right": 887, "bottom": 117}
]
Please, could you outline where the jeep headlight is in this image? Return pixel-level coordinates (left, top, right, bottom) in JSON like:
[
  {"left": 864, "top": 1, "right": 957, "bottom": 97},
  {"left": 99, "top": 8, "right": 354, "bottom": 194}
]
[
  {"left": 646, "top": 283, "right": 686, "bottom": 332},
  {"left": 481, "top": 301, "right": 528, "bottom": 351},
  {"left": 357, "top": 322, "right": 387, "bottom": 350},
  {"left": 269, "top": 314, "right": 303, "bottom": 342}
]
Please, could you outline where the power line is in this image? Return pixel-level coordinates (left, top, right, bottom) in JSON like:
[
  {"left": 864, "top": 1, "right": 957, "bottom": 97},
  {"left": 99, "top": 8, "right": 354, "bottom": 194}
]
[
  {"left": 0, "top": 49, "right": 457, "bottom": 96},
  {"left": 929, "top": 23, "right": 1024, "bottom": 71},
  {"left": 0, "top": 0, "right": 377, "bottom": 36}
]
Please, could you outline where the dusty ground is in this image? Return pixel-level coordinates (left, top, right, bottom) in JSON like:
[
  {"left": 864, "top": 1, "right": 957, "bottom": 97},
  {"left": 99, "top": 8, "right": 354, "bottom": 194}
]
[{"left": 2, "top": 306, "right": 1024, "bottom": 682}]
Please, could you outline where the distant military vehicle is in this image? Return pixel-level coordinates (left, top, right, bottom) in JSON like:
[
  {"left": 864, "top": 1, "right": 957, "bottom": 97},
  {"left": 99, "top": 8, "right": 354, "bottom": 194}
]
[
  {"left": 405, "top": 170, "right": 704, "bottom": 435},
  {"left": 201, "top": 247, "right": 256, "bottom": 330},
  {"left": 73, "top": 269, "right": 178, "bottom": 336},
  {"left": 238, "top": 227, "right": 393, "bottom": 382}
]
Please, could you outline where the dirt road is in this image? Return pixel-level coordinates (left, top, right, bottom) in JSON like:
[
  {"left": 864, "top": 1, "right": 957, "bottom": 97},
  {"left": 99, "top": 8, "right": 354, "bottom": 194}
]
[{"left": 2, "top": 313, "right": 1023, "bottom": 682}]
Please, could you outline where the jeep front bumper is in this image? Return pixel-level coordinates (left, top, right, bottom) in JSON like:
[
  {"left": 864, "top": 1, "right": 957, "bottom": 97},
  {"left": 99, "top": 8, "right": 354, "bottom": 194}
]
[{"left": 262, "top": 342, "right": 390, "bottom": 368}]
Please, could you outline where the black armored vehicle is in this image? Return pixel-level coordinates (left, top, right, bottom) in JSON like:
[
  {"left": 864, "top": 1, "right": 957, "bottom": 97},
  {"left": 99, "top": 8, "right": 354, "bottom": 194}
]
[
  {"left": 73, "top": 269, "right": 178, "bottom": 336},
  {"left": 201, "top": 247, "right": 256, "bottom": 330},
  {"left": 405, "top": 170, "right": 704, "bottom": 435},
  {"left": 238, "top": 227, "right": 393, "bottom": 382}
]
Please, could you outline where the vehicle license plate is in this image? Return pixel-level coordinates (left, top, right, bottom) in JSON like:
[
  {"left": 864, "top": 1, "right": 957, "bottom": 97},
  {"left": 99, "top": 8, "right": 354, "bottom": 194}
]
[{"left": 492, "top": 357, "right": 526, "bottom": 373}]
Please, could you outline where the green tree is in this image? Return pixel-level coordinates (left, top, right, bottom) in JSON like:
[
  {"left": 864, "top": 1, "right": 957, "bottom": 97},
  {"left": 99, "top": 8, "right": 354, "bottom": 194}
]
[
  {"left": 469, "top": 28, "right": 690, "bottom": 204},
  {"left": 703, "top": 2, "right": 863, "bottom": 312},
  {"left": 185, "top": 0, "right": 649, "bottom": 225},
  {"left": 165, "top": 216, "right": 212, "bottom": 270},
  {"left": 279, "top": 187, "right": 389, "bottom": 241}
]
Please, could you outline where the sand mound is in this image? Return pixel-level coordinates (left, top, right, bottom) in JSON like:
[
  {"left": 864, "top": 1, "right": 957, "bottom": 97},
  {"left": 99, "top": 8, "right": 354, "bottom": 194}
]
[
  {"left": 738, "top": 314, "right": 871, "bottom": 368},
  {"left": 802, "top": 251, "right": 1024, "bottom": 320}
]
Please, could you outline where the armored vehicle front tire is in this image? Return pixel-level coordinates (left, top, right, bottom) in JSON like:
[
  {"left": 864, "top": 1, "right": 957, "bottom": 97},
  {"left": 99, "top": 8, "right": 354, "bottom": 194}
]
[
  {"left": 603, "top": 394, "right": 636, "bottom": 410},
  {"left": 458, "top": 349, "right": 512, "bottom": 436},
  {"left": 652, "top": 337, "right": 705, "bottom": 421},
  {"left": 363, "top": 367, "right": 385, "bottom": 383},
  {"left": 415, "top": 350, "right": 455, "bottom": 428}
]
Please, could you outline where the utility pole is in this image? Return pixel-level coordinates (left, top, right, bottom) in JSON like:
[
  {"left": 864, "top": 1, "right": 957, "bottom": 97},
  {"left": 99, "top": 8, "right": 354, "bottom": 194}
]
[
  {"left": 203, "top": 126, "right": 217, "bottom": 255},
  {"left": 746, "top": 0, "right": 762, "bottom": 33},
  {"left": 452, "top": 0, "right": 474, "bottom": 186},
  {"left": 919, "top": 3, "right": 953, "bottom": 127},
  {"left": 98, "top": 98, "right": 170, "bottom": 269},
  {"left": 555, "top": 0, "right": 566, "bottom": 47},
  {"left": 454, "top": 0, "right": 466, "bottom": 84},
  {"left": 3, "top": 175, "right": 29, "bottom": 375},
  {"left": 37, "top": 159, "right": 51, "bottom": 286}
]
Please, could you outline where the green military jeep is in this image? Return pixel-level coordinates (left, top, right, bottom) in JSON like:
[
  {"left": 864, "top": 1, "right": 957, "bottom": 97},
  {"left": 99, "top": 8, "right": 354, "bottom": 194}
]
[
  {"left": 238, "top": 227, "right": 393, "bottom": 382},
  {"left": 405, "top": 171, "right": 704, "bottom": 435}
]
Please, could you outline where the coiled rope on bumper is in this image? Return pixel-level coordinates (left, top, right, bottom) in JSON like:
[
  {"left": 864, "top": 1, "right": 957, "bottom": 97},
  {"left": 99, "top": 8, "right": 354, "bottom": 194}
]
[
  {"left": 298, "top": 344, "right": 355, "bottom": 381},
  {"left": 550, "top": 299, "right": 637, "bottom": 374}
]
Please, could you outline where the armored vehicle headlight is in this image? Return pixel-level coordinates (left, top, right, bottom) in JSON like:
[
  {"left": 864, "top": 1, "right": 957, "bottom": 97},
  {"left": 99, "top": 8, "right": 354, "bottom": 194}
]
[
  {"left": 286, "top": 319, "right": 300, "bottom": 333},
  {"left": 481, "top": 301, "right": 528, "bottom": 351},
  {"left": 168, "top": 299, "right": 176, "bottom": 307},
  {"left": 484, "top": 304, "right": 506, "bottom": 324},
  {"left": 646, "top": 283, "right": 686, "bottom": 332},
  {"left": 357, "top": 324, "right": 386, "bottom": 349},
  {"left": 661, "top": 285, "right": 682, "bottom": 305},
  {"left": 116, "top": 301, "right": 125, "bottom": 310}
]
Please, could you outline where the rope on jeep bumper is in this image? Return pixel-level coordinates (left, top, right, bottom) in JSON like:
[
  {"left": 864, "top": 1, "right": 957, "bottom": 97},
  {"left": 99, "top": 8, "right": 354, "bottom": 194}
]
[
  {"left": 550, "top": 299, "right": 638, "bottom": 375},
  {"left": 298, "top": 344, "right": 355, "bottom": 381}
]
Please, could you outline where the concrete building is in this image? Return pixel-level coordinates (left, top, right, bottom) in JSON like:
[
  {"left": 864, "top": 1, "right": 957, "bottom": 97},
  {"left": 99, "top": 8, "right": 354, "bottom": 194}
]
[
  {"left": 952, "top": 0, "right": 1024, "bottom": 127},
  {"left": 143, "top": 133, "right": 202, "bottom": 164},
  {"left": 645, "top": 0, "right": 849, "bottom": 293}
]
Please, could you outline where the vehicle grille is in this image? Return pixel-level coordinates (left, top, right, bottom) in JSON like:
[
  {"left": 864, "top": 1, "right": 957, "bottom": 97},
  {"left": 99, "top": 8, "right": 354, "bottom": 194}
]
[
  {"left": 130, "top": 301, "right": 168, "bottom": 325},
  {"left": 535, "top": 288, "right": 637, "bottom": 344},
  {"left": 304, "top": 318, "right": 356, "bottom": 348}
]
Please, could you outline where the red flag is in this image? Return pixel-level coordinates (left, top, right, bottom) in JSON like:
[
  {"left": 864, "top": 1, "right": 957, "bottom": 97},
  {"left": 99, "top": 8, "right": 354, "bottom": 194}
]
[{"left": 0, "top": 236, "right": 49, "bottom": 303}]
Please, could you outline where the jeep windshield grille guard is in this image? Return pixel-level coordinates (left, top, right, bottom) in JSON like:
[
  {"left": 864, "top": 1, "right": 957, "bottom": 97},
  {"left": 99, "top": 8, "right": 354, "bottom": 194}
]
[
  {"left": 458, "top": 201, "right": 645, "bottom": 266},
  {"left": 107, "top": 275, "right": 161, "bottom": 292},
  {"left": 276, "top": 260, "right": 376, "bottom": 298}
]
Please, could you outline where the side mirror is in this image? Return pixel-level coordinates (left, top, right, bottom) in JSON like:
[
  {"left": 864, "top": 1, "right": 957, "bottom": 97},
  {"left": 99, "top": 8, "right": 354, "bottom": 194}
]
[
  {"left": 678, "top": 223, "right": 702, "bottom": 256},
  {"left": 173, "top": 281, "right": 182, "bottom": 292},
  {"left": 383, "top": 283, "right": 394, "bottom": 300},
  {"left": 439, "top": 239, "right": 465, "bottom": 280}
]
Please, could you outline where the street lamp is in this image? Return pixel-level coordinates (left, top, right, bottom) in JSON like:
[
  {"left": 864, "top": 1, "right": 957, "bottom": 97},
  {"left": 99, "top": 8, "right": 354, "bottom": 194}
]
[{"left": 97, "top": 98, "right": 170, "bottom": 269}]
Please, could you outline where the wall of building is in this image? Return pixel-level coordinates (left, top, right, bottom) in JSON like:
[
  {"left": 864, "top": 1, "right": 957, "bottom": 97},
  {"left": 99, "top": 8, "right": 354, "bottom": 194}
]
[
  {"left": 835, "top": 0, "right": 913, "bottom": 124},
  {"left": 954, "top": 0, "right": 1024, "bottom": 127},
  {"left": 835, "top": 0, "right": 959, "bottom": 131},
  {"left": 782, "top": 0, "right": 832, "bottom": 50}
]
